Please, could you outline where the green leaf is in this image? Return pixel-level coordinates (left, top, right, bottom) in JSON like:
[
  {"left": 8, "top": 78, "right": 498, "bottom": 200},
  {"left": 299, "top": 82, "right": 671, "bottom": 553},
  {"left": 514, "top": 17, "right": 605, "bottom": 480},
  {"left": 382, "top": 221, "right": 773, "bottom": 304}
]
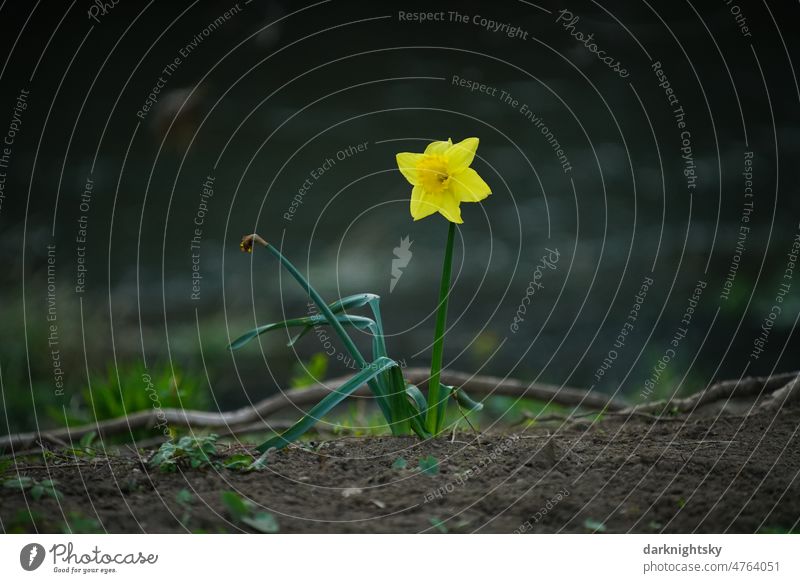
[
  {"left": 79, "top": 431, "right": 97, "bottom": 449},
  {"left": 176, "top": 489, "right": 194, "bottom": 505},
  {"left": 256, "top": 357, "right": 398, "bottom": 452},
  {"left": 329, "top": 293, "right": 380, "bottom": 312},
  {"left": 366, "top": 296, "right": 388, "bottom": 359},
  {"left": 248, "top": 450, "right": 270, "bottom": 471},
  {"left": 149, "top": 435, "right": 219, "bottom": 471},
  {"left": 287, "top": 296, "right": 378, "bottom": 347},
  {"left": 221, "top": 491, "right": 249, "bottom": 520},
  {"left": 405, "top": 384, "right": 428, "bottom": 428},
  {"left": 30, "top": 484, "right": 44, "bottom": 500},
  {"left": 3, "top": 476, "right": 33, "bottom": 490},
  {"left": 223, "top": 454, "right": 253, "bottom": 470},
  {"left": 229, "top": 314, "right": 376, "bottom": 351},
  {"left": 405, "top": 383, "right": 434, "bottom": 438},
  {"left": 435, "top": 384, "right": 453, "bottom": 434},
  {"left": 290, "top": 352, "right": 329, "bottom": 389},
  {"left": 221, "top": 491, "right": 279, "bottom": 533},
  {"left": 392, "top": 457, "right": 407, "bottom": 470},
  {"left": 386, "top": 366, "right": 411, "bottom": 435},
  {"left": 429, "top": 516, "right": 448, "bottom": 533},
  {"left": 405, "top": 384, "right": 427, "bottom": 413},
  {"left": 453, "top": 387, "right": 484, "bottom": 412},
  {"left": 243, "top": 512, "right": 279, "bottom": 533},
  {"left": 418, "top": 456, "right": 439, "bottom": 476},
  {"left": 583, "top": 519, "right": 607, "bottom": 532},
  {"left": 61, "top": 512, "right": 100, "bottom": 534},
  {"left": 44, "top": 485, "right": 63, "bottom": 500}
]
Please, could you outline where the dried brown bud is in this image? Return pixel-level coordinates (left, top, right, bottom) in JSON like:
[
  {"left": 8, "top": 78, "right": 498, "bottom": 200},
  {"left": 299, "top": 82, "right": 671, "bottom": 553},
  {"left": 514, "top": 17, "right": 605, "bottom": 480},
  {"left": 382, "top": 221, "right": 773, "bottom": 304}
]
[{"left": 240, "top": 233, "right": 267, "bottom": 253}]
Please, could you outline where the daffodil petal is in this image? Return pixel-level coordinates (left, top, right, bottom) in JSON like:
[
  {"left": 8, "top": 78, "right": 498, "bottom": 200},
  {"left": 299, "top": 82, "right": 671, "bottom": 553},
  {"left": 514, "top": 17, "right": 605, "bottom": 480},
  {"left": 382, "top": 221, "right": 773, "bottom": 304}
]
[
  {"left": 436, "top": 193, "right": 463, "bottom": 224},
  {"left": 396, "top": 152, "right": 423, "bottom": 185},
  {"left": 410, "top": 185, "right": 438, "bottom": 221},
  {"left": 450, "top": 167, "right": 492, "bottom": 202},
  {"left": 445, "top": 137, "right": 479, "bottom": 173},
  {"left": 424, "top": 138, "right": 452, "bottom": 155}
]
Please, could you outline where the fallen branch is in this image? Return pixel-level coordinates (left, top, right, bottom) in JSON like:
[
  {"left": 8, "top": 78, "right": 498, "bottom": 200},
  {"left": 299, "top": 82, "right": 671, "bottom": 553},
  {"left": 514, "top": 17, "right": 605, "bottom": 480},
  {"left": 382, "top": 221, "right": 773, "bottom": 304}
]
[
  {"left": 623, "top": 371, "right": 799, "bottom": 415},
  {"left": 757, "top": 374, "right": 800, "bottom": 411},
  {"left": 0, "top": 368, "right": 623, "bottom": 453}
]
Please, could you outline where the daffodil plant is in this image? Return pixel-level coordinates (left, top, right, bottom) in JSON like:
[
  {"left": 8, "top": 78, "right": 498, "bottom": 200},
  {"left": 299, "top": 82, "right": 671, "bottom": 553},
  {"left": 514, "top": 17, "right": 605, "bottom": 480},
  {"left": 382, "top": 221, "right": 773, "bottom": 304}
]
[{"left": 231, "top": 138, "right": 491, "bottom": 450}]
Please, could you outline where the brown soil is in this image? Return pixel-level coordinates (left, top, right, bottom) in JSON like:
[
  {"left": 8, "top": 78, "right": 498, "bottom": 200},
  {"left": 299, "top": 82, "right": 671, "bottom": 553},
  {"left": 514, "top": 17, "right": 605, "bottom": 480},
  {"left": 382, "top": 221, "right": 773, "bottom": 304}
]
[{"left": 2, "top": 405, "right": 799, "bottom": 533}]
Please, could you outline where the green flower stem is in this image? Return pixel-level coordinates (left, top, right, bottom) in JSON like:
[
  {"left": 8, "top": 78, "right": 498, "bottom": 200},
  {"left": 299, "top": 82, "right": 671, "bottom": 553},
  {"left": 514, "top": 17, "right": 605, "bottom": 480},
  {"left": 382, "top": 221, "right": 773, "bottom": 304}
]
[{"left": 425, "top": 221, "right": 456, "bottom": 434}]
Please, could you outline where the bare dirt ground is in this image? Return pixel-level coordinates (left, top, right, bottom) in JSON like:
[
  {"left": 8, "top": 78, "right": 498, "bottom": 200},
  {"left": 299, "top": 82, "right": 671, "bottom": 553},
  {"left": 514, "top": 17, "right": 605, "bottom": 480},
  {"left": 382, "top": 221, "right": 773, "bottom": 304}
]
[{"left": 2, "top": 403, "right": 799, "bottom": 533}]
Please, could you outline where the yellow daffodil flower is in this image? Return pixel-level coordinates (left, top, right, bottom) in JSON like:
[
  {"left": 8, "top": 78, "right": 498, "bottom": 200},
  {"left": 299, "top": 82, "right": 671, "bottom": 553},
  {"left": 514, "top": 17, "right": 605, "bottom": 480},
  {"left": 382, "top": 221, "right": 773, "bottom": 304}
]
[{"left": 395, "top": 137, "right": 491, "bottom": 224}]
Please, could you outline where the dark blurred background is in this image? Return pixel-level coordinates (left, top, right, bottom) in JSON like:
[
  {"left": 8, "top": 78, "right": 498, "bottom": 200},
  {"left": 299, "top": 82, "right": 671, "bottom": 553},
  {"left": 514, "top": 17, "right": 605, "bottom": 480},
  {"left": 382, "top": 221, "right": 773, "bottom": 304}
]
[{"left": 1, "top": 0, "right": 798, "bottom": 434}]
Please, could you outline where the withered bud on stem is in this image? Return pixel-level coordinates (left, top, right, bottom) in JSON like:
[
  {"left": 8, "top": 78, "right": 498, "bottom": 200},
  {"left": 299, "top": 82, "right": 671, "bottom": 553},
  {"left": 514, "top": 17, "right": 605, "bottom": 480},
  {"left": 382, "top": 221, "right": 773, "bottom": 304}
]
[{"left": 240, "top": 233, "right": 267, "bottom": 253}]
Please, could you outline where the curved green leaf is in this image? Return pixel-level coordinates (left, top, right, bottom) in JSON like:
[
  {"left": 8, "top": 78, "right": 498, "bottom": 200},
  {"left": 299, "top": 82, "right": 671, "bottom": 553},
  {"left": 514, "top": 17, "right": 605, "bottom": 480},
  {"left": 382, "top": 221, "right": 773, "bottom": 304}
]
[
  {"left": 229, "top": 314, "right": 376, "bottom": 351},
  {"left": 256, "top": 357, "right": 397, "bottom": 452},
  {"left": 435, "top": 384, "right": 453, "bottom": 431},
  {"left": 453, "top": 387, "right": 484, "bottom": 412},
  {"left": 329, "top": 293, "right": 380, "bottom": 313},
  {"left": 287, "top": 294, "right": 380, "bottom": 347},
  {"left": 405, "top": 384, "right": 427, "bottom": 419}
]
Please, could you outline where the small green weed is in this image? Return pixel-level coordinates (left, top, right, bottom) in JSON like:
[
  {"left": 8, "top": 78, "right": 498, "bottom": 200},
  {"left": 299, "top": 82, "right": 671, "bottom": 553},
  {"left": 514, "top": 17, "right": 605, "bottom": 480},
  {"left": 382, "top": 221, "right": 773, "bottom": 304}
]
[
  {"left": 392, "top": 457, "right": 408, "bottom": 470},
  {"left": 3, "top": 476, "right": 63, "bottom": 500},
  {"left": 583, "top": 518, "right": 607, "bottom": 532},
  {"left": 149, "top": 435, "right": 219, "bottom": 471},
  {"left": 418, "top": 455, "right": 439, "bottom": 476},
  {"left": 221, "top": 491, "right": 279, "bottom": 533},
  {"left": 62, "top": 512, "right": 101, "bottom": 534},
  {"left": 290, "top": 352, "right": 328, "bottom": 389}
]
